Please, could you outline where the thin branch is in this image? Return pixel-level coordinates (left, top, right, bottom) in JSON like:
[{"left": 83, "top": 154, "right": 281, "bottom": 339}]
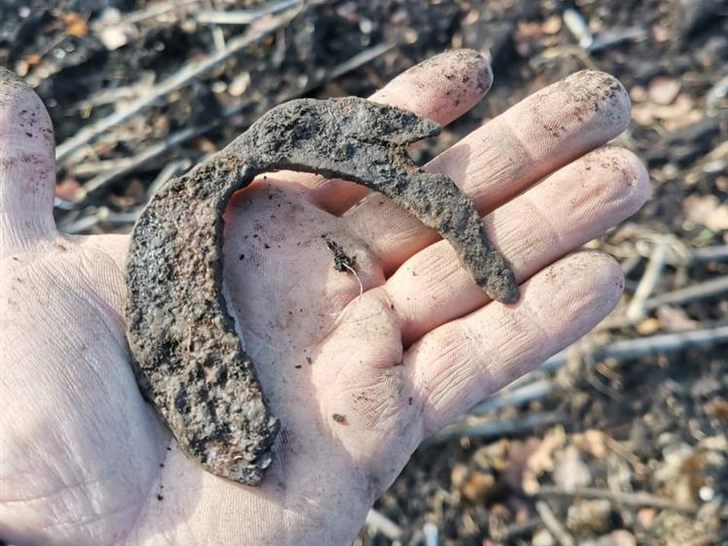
[
  {"left": 205, "top": 0, "right": 227, "bottom": 52},
  {"left": 56, "top": 7, "right": 303, "bottom": 164},
  {"left": 469, "top": 379, "right": 555, "bottom": 416},
  {"left": 468, "top": 325, "right": 728, "bottom": 418},
  {"left": 491, "top": 518, "right": 541, "bottom": 542},
  {"left": 365, "top": 509, "right": 404, "bottom": 541},
  {"left": 196, "top": 0, "right": 303, "bottom": 25},
  {"left": 76, "top": 115, "right": 221, "bottom": 200},
  {"left": 535, "top": 500, "right": 576, "bottom": 546},
  {"left": 326, "top": 41, "right": 395, "bottom": 80},
  {"left": 534, "top": 325, "right": 728, "bottom": 374},
  {"left": 121, "top": 0, "right": 201, "bottom": 25},
  {"left": 423, "top": 522, "right": 439, "bottom": 546},
  {"left": 535, "top": 486, "right": 698, "bottom": 514},
  {"left": 70, "top": 157, "right": 149, "bottom": 178},
  {"left": 586, "top": 26, "right": 647, "bottom": 53},
  {"left": 626, "top": 235, "right": 671, "bottom": 322},
  {"left": 426, "top": 411, "right": 565, "bottom": 446},
  {"left": 59, "top": 212, "right": 102, "bottom": 234},
  {"left": 597, "top": 324, "right": 728, "bottom": 360},
  {"left": 689, "top": 245, "right": 728, "bottom": 263},
  {"left": 645, "top": 275, "right": 728, "bottom": 310}
]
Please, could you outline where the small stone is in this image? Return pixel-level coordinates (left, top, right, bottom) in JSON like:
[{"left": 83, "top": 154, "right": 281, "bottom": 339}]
[
  {"left": 460, "top": 469, "right": 497, "bottom": 503},
  {"left": 636, "top": 507, "right": 657, "bottom": 529},
  {"left": 567, "top": 499, "right": 615, "bottom": 534},
  {"left": 542, "top": 15, "right": 562, "bottom": 34},
  {"left": 553, "top": 446, "right": 592, "bottom": 491},
  {"left": 532, "top": 529, "right": 556, "bottom": 546},
  {"left": 648, "top": 76, "right": 681, "bottom": 105}
]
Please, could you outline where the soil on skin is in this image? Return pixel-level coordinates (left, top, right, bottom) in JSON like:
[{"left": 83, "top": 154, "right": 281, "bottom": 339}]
[{"left": 1, "top": 0, "right": 726, "bottom": 544}]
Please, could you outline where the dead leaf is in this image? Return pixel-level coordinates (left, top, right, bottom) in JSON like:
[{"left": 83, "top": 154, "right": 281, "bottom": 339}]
[
  {"left": 61, "top": 12, "right": 88, "bottom": 38},
  {"left": 683, "top": 194, "right": 728, "bottom": 232}
]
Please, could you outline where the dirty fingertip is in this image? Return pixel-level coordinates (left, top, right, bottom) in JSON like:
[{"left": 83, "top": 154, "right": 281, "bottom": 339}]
[
  {"left": 548, "top": 250, "right": 625, "bottom": 318},
  {"left": 371, "top": 49, "right": 493, "bottom": 125},
  {"left": 0, "top": 68, "right": 55, "bottom": 152},
  {"left": 0, "top": 68, "right": 57, "bottom": 246},
  {"left": 564, "top": 70, "right": 632, "bottom": 132}
]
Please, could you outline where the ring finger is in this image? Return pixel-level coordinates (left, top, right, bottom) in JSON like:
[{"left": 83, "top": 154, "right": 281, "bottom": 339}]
[{"left": 385, "top": 146, "right": 649, "bottom": 345}]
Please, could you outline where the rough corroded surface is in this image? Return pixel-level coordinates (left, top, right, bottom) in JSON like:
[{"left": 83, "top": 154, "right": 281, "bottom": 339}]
[{"left": 125, "top": 97, "right": 518, "bottom": 485}]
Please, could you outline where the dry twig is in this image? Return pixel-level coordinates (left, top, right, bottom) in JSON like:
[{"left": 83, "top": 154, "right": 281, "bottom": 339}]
[
  {"left": 119, "top": 0, "right": 201, "bottom": 25},
  {"left": 365, "top": 509, "right": 404, "bottom": 541},
  {"left": 536, "top": 325, "right": 728, "bottom": 372},
  {"left": 491, "top": 518, "right": 541, "bottom": 542},
  {"left": 196, "top": 0, "right": 303, "bottom": 25},
  {"left": 689, "top": 245, "right": 728, "bottom": 263},
  {"left": 645, "top": 275, "right": 728, "bottom": 310},
  {"left": 535, "top": 500, "right": 576, "bottom": 546},
  {"left": 464, "top": 325, "right": 728, "bottom": 420},
  {"left": 423, "top": 522, "right": 439, "bottom": 546},
  {"left": 427, "top": 411, "right": 565, "bottom": 446},
  {"left": 536, "top": 486, "right": 698, "bottom": 514},
  {"left": 626, "top": 235, "right": 672, "bottom": 322},
  {"left": 469, "top": 379, "right": 555, "bottom": 416}
]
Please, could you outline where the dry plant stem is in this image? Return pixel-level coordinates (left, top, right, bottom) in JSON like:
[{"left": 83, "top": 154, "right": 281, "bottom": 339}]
[
  {"left": 423, "top": 522, "right": 439, "bottom": 546},
  {"left": 426, "top": 411, "right": 564, "bottom": 446},
  {"left": 70, "top": 157, "right": 142, "bottom": 177},
  {"left": 469, "top": 379, "right": 555, "bottom": 415},
  {"left": 126, "top": 97, "right": 518, "bottom": 485},
  {"left": 501, "top": 326, "right": 728, "bottom": 397},
  {"left": 196, "top": 0, "right": 303, "bottom": 25},
  {"left": 491, "top": 519, "right": 541, "bottom": 542},
  {"left": 645, "top": 275, "right": 728, "bottom": 310},
  {"left": 365, "top": 509, "right": 404, "bottom": 541},
  {"left": 689, "top": 245, "right": 728, "bottom": 263},
  {"left": 626, "top": 235, "right": 671, "bottom": 322},
  {"left": 119, "top": 0, "right": 201, "bottom": 25},
  {"left": 78, "top": 117, "right": 220, "bottom": 199},
  {"left": 463, "top": 326, "right": 728, "bottom": 421},
  {"left": 535, "top": 500, "right": 577, "bottom": 546},
  {"left": 536, "top": 486, "right": 698, "bottom": 514},
  {"left": 593, "top": 325, "right": 728, "bottom": 359}
]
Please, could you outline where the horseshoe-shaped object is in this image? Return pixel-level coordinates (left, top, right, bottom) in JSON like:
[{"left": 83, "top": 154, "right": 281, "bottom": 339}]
[{"left": 125, "top": 97, "right": 518, "bottom": 485}]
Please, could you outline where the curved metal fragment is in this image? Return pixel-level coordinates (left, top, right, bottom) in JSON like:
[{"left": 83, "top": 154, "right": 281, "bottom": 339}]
[{"left": 125, "top": 97, "right": 518, "bottom": 485}]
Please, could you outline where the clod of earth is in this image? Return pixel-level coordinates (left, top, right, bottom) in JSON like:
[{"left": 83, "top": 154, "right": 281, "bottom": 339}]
[{"left": 125, "top": 97, "right": 518, "bottom": 485}]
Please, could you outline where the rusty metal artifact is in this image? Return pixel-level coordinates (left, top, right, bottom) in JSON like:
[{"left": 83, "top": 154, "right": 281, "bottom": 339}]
[{"left": 125, "top": 97, "right": 518, "bottom": 485}]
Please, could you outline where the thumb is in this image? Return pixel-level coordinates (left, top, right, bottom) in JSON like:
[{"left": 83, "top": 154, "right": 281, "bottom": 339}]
[{"left": 0, "top": 68, "right": 56, "bottom": 252}]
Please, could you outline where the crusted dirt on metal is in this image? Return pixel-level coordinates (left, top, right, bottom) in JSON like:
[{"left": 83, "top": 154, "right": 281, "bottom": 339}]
[{"left": 125, "top": 97, "right": 518, "bottom": 485}]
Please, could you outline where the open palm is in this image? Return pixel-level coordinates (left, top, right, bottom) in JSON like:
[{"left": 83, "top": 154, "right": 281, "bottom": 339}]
[{"left": 0, "top": 51, "right": 647, "bottom": 546}]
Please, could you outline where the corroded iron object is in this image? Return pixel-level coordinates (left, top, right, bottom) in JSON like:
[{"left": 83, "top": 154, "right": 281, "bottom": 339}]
[{"left": 125, "top": 97, "right": 518, "bottom": 485}]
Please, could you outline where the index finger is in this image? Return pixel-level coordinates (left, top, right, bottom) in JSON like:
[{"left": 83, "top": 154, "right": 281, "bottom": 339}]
[{"left": 269, "top": 49, "right": 494, "bottom": 214}]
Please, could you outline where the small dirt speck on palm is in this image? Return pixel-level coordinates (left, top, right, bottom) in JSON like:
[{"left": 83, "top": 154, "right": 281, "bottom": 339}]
[{"left": 324, "top": 236, "right": 357, "bottom": 272}]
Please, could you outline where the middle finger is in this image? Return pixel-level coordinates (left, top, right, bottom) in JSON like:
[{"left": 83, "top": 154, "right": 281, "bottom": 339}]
[{"left": 345, "top": 70, "right": 632, "bottom": 275}]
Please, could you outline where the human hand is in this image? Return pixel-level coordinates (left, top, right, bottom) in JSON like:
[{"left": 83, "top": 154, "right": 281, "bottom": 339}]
[{"left": 0, "top": 50, "right": 647, "bottom": 546}]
